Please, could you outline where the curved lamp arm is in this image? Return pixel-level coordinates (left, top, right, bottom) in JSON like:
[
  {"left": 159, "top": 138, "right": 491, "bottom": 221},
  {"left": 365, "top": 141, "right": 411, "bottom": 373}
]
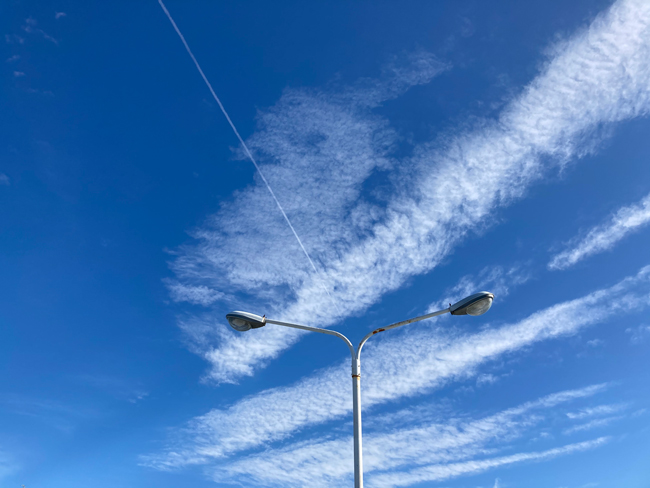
[
  {"left": 266, "top": 307, "right": 450, "bottom": 361},
  {"left": 356, "top": 307, "right": 450, "bottom": 360},
  {"left": 266, "top": 319, "right": 356, "bottom": 360}
]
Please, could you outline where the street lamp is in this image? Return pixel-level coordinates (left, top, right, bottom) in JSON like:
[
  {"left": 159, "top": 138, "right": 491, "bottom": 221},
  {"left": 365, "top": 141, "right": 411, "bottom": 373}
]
[{"left": 226, "top": 291, "right": 494, "bottom": 488}]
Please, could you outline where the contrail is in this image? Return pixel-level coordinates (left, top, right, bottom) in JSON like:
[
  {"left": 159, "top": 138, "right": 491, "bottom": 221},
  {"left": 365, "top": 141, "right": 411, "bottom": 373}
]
[{"left": 157, "top": 0, "right": 336, "bottom": 304}]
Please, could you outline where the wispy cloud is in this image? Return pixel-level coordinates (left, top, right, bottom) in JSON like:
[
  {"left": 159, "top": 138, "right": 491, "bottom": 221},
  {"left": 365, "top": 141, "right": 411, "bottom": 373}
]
[
  {"left": 128, "top": 391, "right": 149, "bottom": 404},
  {"left": 74, "top": 374, "right": 149, "bottom": 404},
  {"left": 370, "top": 438, "right": 609, "bottom": 488},
  {"left": 159, "top": 0, "right": 351, "bottom": 302},
  {"left": 5, "top": 34, "right": 25, "bottom": 44},
  {"left": 21, "top": 17, "right": 58, "bottom": 45},
  {"left": 5, "top": 54, "right": 20, "bottom": 62},
  {"left": 476, "top": 373, "right": 500, "bottom": 386},
  {"left": 625, "top": 324, "right": 650, "bottom": 344},
  {"left": 549, "top": 192, "right": 650, "bottom": 270},
  {"left": 563, "top": 415, "right": 624, "bottom": 435},
  {"left": 170, "top": 49, "right": 448, "bottom": 308},
  {"left": 172, "top": 0, "right": 650, "bottom": 384},
  {"left": 0, "top": 174, "right": 9, "bottom": 186},
  {"left": 429, "top": 264, "right": 530, "bottom": 313},
  {"left": 145, "top": 265, "right": 650, "bottom": 468},
  {"left": 202, "top": 386, "right": 608, "bottom": 487},
  {"left": 55, "top": 12, "right": 67, "bottom": 20},
  {"left": 13, "top": 71, "right": 25, "bottom": 77},
  {"left": 166, "top": 281, "right": 226, "bottom": 306},
  {"left": 171, "top": 51, "right": 449, "bottom": 377},
  {"left": 0, "top": 449, "right": 17, "bottom": 480},
  {"left": 0, "top": 394, "right": 96, "bottom": 433},
  {"left": 566, "top": 403, "right": 627, "bottom": 420}
]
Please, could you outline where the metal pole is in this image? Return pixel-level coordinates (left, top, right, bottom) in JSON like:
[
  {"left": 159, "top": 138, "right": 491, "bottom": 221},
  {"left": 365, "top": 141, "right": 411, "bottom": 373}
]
[
  {"left": 352, "top": 357, "right": 363, "bottom": 488},
  {"left": 266, "top": 308, "right": 451, "bottom": 487}
]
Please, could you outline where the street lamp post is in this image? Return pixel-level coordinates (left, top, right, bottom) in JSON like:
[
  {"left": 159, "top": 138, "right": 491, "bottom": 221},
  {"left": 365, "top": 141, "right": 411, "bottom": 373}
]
[{"left": 226, "top": 291, "right": 494, "bottom": 488}]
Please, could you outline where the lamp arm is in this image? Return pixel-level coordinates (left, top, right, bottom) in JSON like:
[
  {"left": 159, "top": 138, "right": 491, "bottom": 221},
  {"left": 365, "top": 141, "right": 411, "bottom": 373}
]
[
  {"left": 356, "top": 307, "right": 450, "bottom": 360},
  {"left": 266, "top": 306, "right": 450, "bottom": 362},
  {"left": 265, "top": 319, "right": 356, "bottom": 360}
]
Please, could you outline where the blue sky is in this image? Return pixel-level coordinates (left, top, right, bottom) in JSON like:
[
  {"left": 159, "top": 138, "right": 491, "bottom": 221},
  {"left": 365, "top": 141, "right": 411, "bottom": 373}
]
[{"left": 2, "top": 0, "right": 650, "bottom": 486}]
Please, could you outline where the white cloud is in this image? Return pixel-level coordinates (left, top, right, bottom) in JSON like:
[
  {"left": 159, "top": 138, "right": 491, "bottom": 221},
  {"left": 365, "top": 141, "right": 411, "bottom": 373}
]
[
  {"left": 6, "top": 55, "right": 19, "bottom": 62},
  {"left": 0, "top": 174, "right": 9, "bottom": 186},
  {"left": 0, "top": 394, "right": 94, "bottom": 434},
  {"left": 21, "top": 17, "right": 58, "bottom": 45},
  {"left": 13, "top": 71, "right": 25, "bottom": 77},
  {"left": 0, "top": 448, "right": 17, "bottom": 480},
  {"left": 549, "top": 192, "right": 650, "bottom": 270},
  {"left": 625, "top": 324, "right": 650, "bottom": 344},
  {"left": 211, "top": 387, "right": 609, "bottom": 487},
  {"left": 5, "top": 34, "right": 25, "bottom": 44},
  {"left": 166, "top": 281, "right": 225, "bottom": 306},
  {"left": 128, "top": 391, "right": 149, "bottom": 404},
  {"left": 55, "top": 12, "right": 67, "bottom": 19},
  {"left": 370, "top": 438, "right": 609, "bottom": 488},
  {"left": 429, "top": 264, "right": 530, "bottom": 313},
  {"left": 566, "top": 403, "right": 627, "bottom": 420},
  {"left": 476, "top": 373, "right": 499, "bottom": 386},
  {"left": 145, "top": 264, "right": 650, "bottom": 467},
  {"left": 146, "top": 385, "right": 607, "bottom": 486},
  {"left": 563, "top": 415, "right": 624, "bottom": 435},
  {"left": 171, "top": 50, "right": 447, "bottom": 306},
  {"left": 172, "top": 0, "right": 650, "bottom": 384}
]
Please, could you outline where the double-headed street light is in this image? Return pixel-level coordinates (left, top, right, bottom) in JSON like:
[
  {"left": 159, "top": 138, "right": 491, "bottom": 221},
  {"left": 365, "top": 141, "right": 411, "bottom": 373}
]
[{"left": 226, "top": 291, "right": 494, "bottom": 488}]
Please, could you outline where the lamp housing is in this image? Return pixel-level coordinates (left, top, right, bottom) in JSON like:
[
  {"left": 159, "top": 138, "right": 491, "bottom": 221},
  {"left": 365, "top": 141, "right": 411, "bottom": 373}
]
[
  {"left": 226, "top": 311, "right": 266, "bottom": 332},
  {"left": 450, "top": 292, "right": 494, "bottom": 316}
]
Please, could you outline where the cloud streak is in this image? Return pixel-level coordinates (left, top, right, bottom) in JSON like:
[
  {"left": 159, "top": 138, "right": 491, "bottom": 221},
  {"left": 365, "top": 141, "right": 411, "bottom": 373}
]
[
  {"left": 204, "top": 386, "right": 609, "bottom": 487},
  {"left": 0, "top": 448, "right": 17, "bottom": 480},
  {"left": 549, "top": 191, "right": 650, "bottom": 270},
  {"left": 429, "top": 264, "right": 530, "bottom": 313},
  {"left": 566, "top": 403, "right": 627, "bottom": 420},
  {"left": 171, "top": 0, "right": 650, "bottom": 384},
  {"left": 370, "top": 437, "right": 609, "bottom": 488},
  {"left": 145, "top": 265, "right": 650, "bottom": 468},
  {"left": 563, "top": 415, "right": 624, "bottom": 435},
  {"left": 166, "top": 281, "right": 226, "bottom": 306},
  {"left": 625, "top": 324, "right": 650, "bottom": 344},
  {"left": 158, "top": 0, "right": 380, "bottom": 302}
]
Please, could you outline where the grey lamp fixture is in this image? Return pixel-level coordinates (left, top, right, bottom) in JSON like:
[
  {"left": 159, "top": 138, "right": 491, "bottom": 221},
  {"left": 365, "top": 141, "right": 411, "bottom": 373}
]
[
  {"left": 449, "top": 291, "right": 494, "bottom": 316},
  {"left": 226, "top": 290, "right": 494, "bottom": 488},
  {"left": 226, "top": 311, "right": 266, "bottom": 331}
]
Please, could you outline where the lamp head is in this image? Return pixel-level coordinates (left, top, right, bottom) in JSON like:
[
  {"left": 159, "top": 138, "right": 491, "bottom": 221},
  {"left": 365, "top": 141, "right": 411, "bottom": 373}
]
[
  {"left": 450, "top": 291, "right": 494, "bottom": 316},
  {"left": 226, "top": 311, "right": 266, "bottom": 331}
]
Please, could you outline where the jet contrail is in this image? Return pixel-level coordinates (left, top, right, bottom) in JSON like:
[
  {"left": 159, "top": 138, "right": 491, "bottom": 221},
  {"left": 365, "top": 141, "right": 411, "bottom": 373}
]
[{"left": 157, "top": 0, "right": 335, "bottom": 303}]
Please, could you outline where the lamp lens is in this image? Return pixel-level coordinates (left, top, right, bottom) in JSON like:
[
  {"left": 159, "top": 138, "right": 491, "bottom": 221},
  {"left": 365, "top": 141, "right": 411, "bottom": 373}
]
[
  {"left": 466, "top": 297, "right": 492, "bottom": 316},
  {"left": 230, "top": 317, "right": 251, "bottom": 331}
]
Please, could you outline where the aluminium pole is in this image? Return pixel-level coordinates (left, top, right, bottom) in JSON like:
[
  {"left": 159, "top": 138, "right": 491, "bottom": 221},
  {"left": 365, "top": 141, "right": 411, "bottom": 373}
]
[
  {"left": 264, "top": 309, "right": 453, "bottom": 487},
  {"left": 352, "top": 356, "right": 363, "bottom": 488}
]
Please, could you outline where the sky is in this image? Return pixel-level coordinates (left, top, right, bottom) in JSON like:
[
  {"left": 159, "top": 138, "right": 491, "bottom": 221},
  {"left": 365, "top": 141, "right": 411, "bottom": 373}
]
[{"left": 1, "top": 0, "right": 650, "bottom": 486}]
